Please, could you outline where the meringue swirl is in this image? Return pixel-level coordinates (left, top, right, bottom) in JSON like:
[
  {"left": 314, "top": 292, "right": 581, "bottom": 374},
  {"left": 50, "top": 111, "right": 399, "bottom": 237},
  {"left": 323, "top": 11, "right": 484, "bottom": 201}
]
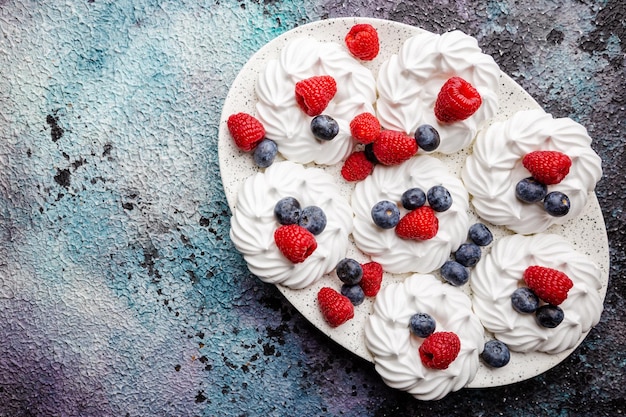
[
  {"left": 365, "top": 274, "right": 485, "bottom": 401},
  {"left": 376, "top": 30, "right": 500, "bottom": 154},
  {"left": 255, "top": 37, "right": 376, "bottom": 165},
  {"left": 462, "top": 108, "right": 602, "bottom": 234},
  {"left": 470, "top": 234, "right": 603, "bottom": 354},
  {"left": 351, "top": 156, "right": 469, "bottom": 274},
  {"left": 229, "top": 161, "right": 353, "bottom": 289}
]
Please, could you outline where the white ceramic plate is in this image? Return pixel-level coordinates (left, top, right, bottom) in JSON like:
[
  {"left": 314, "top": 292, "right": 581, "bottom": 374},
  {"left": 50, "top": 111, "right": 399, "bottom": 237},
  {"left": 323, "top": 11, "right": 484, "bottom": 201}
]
[{"left": 217, "top": 17, "right": 609, "bottom": 389}]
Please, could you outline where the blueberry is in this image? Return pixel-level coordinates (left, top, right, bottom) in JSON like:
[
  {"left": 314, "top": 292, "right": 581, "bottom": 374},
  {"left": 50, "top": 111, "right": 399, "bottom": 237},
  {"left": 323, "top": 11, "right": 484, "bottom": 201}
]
[
  {"left": 371, "top": 200, "right": 400, "bottom": 229},
  {"left": 253, "top": 138, "right": 278, "bottom": 168},
  {"left": 341, "top": 284, "right": 365, "bottom": 306},
  {"left": 363, "top": 142, "right": 379, "bottom": 164},
  {"left": 543, "top": 191, "right": 570, "bottom": 217},
  {"left": 515, "top": 177, "right": 547, "bottom": 203},
  {"left": 274, "top": 197, "right": 301, "bottom": 225},
  {"left": 336, "top": 258, "right": 363, "bottom": 285},
  {"left": 440, "top": 260, "right": 470, "bottom": 286},
  {"left": 468, "top": 223, "right": 493, "bottom": 246},
  {"left": 310, "top": 115, "right": 339, "bottom": 141},
  {"left": 298, "top": 205, "right": 327, "bottom": 235},
  {"left": 535, "top": 305, "right": 564, "bottom": 328},
  {"left": 481, "top": 340, "right": 511, "bottom": 368},
  {"left": 427, "top": 185, "right": 452, "bottom": 212},
  {"left": 454, "top": 243, "right": 482, "bottom": 267},
  {"left": 408, "top": 313, "right": 436, "bottom": 338},
  {"left": 511, "top": 287, "right": 540, "bottom": 314},
  {"left": 414, "top": 124, "right": 441, "bottom": 152},
  {"left": 401, "top": 187, "right": 426, "bottom": 210}
]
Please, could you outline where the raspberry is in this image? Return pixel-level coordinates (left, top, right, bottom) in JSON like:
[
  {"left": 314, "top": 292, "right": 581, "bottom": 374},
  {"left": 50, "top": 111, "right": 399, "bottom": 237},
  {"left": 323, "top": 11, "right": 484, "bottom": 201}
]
[
  {"left": 395, "top": 206, "right": 439, "bottom": 241},
  {"left": 419, "top": 331, "right": 461, "bottom": 370},
  {"left": 523, "top": 265, "right": 574, "bottom": 306},
  {"left": 294, "top": 75, "right": 337, "bottom": 117},
  {"left": 341, "top": 151, "right": 374, "bottom": 181},
  {"left": 349, "top": 112, "right": 381, "bottom": 144},
  {"left": 522, "top": 150, "right": 572, "bottom": 185},
  {"left": 359, "top": 261, "right": 383, "bottom": 297},
  {"left": 274, "top": 224, "right": 317, "bottom": 263},
  {"left": 317, "top": 287, "right": 355, "bottom": 327},
  {"left": 345, "top": 23, "right": 380, "bottom": 61},
  {"left": 227, "top": 112, "right": 266, "bottom": 152},
  {"left": 434, "top": 76, "right": 482, "bottom": 123},
  {"left": 372, "top": 130, "right": 418, "bottom": 166}
]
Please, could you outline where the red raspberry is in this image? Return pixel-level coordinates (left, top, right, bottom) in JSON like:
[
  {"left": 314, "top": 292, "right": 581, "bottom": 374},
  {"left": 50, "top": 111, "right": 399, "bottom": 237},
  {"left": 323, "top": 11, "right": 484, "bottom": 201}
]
[
  {"left": 345, "top": 24, "right": 380, "bottom": 61},
  {"left": 419, "top": 331, "right": 461, "bottom": 370},
  {"left": 359, "top": 261, "right": 383, "bottom": 297},
  {"left": 274, "top": 224, "right": 317, "bottom": 263},
  {"left": 522, "top": 150, "right": 572, "bottom": 185},
  {"left": 523, "top": 265, "right": 573, "bottom": 305},
  {"left": 341, "top": 151, "right": 374, "bottom": 182},
  {"left": 371, "top": 130, "right": 418, "bottom": 166},
  {"left": 317, "top": 287, "right": 355, "bottom": 327},
  {"left": 395, "top": 206, "right": 439, "bottom": 241},
  {"left": 434, "top": 76, "right": 482, "bottom": 123},
  {"left": 294, "top": 75, "right": 337, "bottom": 117},
  {"left": 227, "top": 112, "right": 266, "bottom": 152},
  {"left": 350, "top": 112, "right": 381, "bottom": 144}
]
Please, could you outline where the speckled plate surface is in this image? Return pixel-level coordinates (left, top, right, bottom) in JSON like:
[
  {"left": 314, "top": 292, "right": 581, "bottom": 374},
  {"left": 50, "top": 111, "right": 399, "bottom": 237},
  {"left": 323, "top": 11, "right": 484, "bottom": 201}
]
[{"left": 217, "top": 17, "right": 609, "bottom": 389}]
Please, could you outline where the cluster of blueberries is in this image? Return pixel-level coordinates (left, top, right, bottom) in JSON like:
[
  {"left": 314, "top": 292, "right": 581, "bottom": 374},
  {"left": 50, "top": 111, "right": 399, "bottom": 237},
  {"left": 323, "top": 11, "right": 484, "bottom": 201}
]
[
  {"left": 515, "top": 177, "right": 570, "bottom": 217},
  {"left": 511, "top": 287, "right": 565, "bottom": 329},
  {"left": 335, "top": 258, "right": 367, "bottom": 306},
  {"left": 274, "top": 196, "right": 327, "bottom": 235},
  {"left": 440, "top": 223, "right": 493, "bottom": 286},
  {"left": 371, "top": 185, "right": 453, "bottom": 229}
]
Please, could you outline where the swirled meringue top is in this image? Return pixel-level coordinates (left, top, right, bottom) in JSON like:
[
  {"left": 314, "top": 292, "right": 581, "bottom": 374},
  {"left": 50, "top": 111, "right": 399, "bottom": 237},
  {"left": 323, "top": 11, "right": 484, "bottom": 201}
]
[
  {"left": 462, "top": 108, "right": 602, "bottom": 234},
  {"left": 351, "top": 156, "right": 469, "bottom": 274},
  {"left": 255, "top": 37, "right": 376, "bottom": 165},
  {"left": 365, "top": 274, "right": 485, "bottom": 401},
  {"left": 471, "top": 234, "right": 603, "bottom": 354},
  {"left": 376, "top": 30, "right": 500, "bottom": 154},
  {"left": 229, "top": 161, "right": 353, "bottom": 289}
]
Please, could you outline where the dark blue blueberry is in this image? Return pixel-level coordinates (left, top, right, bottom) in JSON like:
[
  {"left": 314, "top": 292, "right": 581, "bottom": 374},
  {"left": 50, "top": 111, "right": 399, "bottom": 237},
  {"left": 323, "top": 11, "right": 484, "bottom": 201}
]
[
  {"left": 341, "top": 284, "right": 365, "bottom": 306},
  {"left": 536, "top": 305, "right": 564, "bottom": 328},
  {"left": 253, "top": 138, "right": 278, "bottom": 168},
  {"left": 481, "top": 340, "right": 511, "bottom": 368},
  {"left": 401, "top": 187, "right": 426, "bottom": 210},
  {"left": 454, "top": 243, "right": 482, "bottom": 267},
  {"left": 408, "top": 313, "right": 436, "bottom": 338},
  {"left": 515, "top": 177, "right": 548, "bottom": 203},
  {"left": 310, "top": 115, "right": 339, "bottom": 141},
  {"left": 274, "top": 197, "right": 301, "bottom": 225},
  {"left": 414, "top": 124, "right": 441, "bottom": 152},
  {"left": 364, "top": 142, "right": 379, "bottom": 164},
  {"left": 511, "top": 287, "right": 540, "bottom": 314},
  {"left": 336, "top": 258, "right": 363, "bottom": 285},
  {"left": 543, "top": 191, "right": 570, "bottom": 217},
  {"left": 298, "top": 205, "right": 327, "bottom": 235},
  {"left": 371, "top": 200, "right": 400, "bottom": 229},
  {"left": 440, "top": 260, "right": 470, "bottom": 286},
  {"left": 427, "top": 185, "right": 452, "bottom": 212},
  {"left": 468, "top": 223, "right": 493, "bottom": 246}
]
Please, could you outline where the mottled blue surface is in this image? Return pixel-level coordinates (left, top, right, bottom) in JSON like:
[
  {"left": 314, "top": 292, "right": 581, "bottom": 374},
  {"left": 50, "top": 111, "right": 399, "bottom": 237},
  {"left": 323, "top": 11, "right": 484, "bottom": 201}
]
[{"left": 0, "top": 1, "right": 624, "bottom": 416}]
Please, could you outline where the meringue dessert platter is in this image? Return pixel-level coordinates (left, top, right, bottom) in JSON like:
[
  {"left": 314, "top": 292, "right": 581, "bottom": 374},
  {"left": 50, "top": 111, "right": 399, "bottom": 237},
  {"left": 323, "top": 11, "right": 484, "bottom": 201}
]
[{"left": 217, "top": 18, "right": 609, "bottom": 400}]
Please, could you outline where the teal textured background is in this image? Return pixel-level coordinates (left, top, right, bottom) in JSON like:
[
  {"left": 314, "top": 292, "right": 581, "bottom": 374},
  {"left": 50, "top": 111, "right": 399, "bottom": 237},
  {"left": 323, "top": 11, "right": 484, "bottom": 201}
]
[{"left": 1, "top": 1, "right": 624, "bottom": 416}]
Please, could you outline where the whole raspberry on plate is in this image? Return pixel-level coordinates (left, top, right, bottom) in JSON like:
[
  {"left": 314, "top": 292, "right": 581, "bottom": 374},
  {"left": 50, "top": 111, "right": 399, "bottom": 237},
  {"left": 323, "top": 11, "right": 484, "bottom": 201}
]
[
  {"left": 434, "top": 76, "right": 482, "bottom": 123},
  {"left": 350, "top": 112, "right": 381, "bottom": 144},
  {"left": 523, "top": 265, "right": 573, "bottom": 306},
  {"left": 419, "top": 331, "right": 461, "bottom": 370},
  {"left": 395, "top": 206, "right": 439, "bottom": 241},
  {"left": 294, "top": 75, "right": 337, "bottom": 117},
  {"left": 317, "top": 287, "right": 355, "bottom": 327},
  {"left": 359, "top": 261, "right": 383, "bottom": 297},
  {"left": 274, "top": 224, "right": 317, "bottom": 263},
  {"left": 227, "top": 112, "right": 266, "bottom": 152},
  {"left": 345, "top": 23, "right": 380, "bottom": 61},
  {"left": 522, "top": 150, "right": 572, "bottom": 185},
  {"left": 341, "top": 151, "right": 374, "bottom": 182},
  {"left": 372, "top": 130, "right": 417, "bottom": 166}
]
